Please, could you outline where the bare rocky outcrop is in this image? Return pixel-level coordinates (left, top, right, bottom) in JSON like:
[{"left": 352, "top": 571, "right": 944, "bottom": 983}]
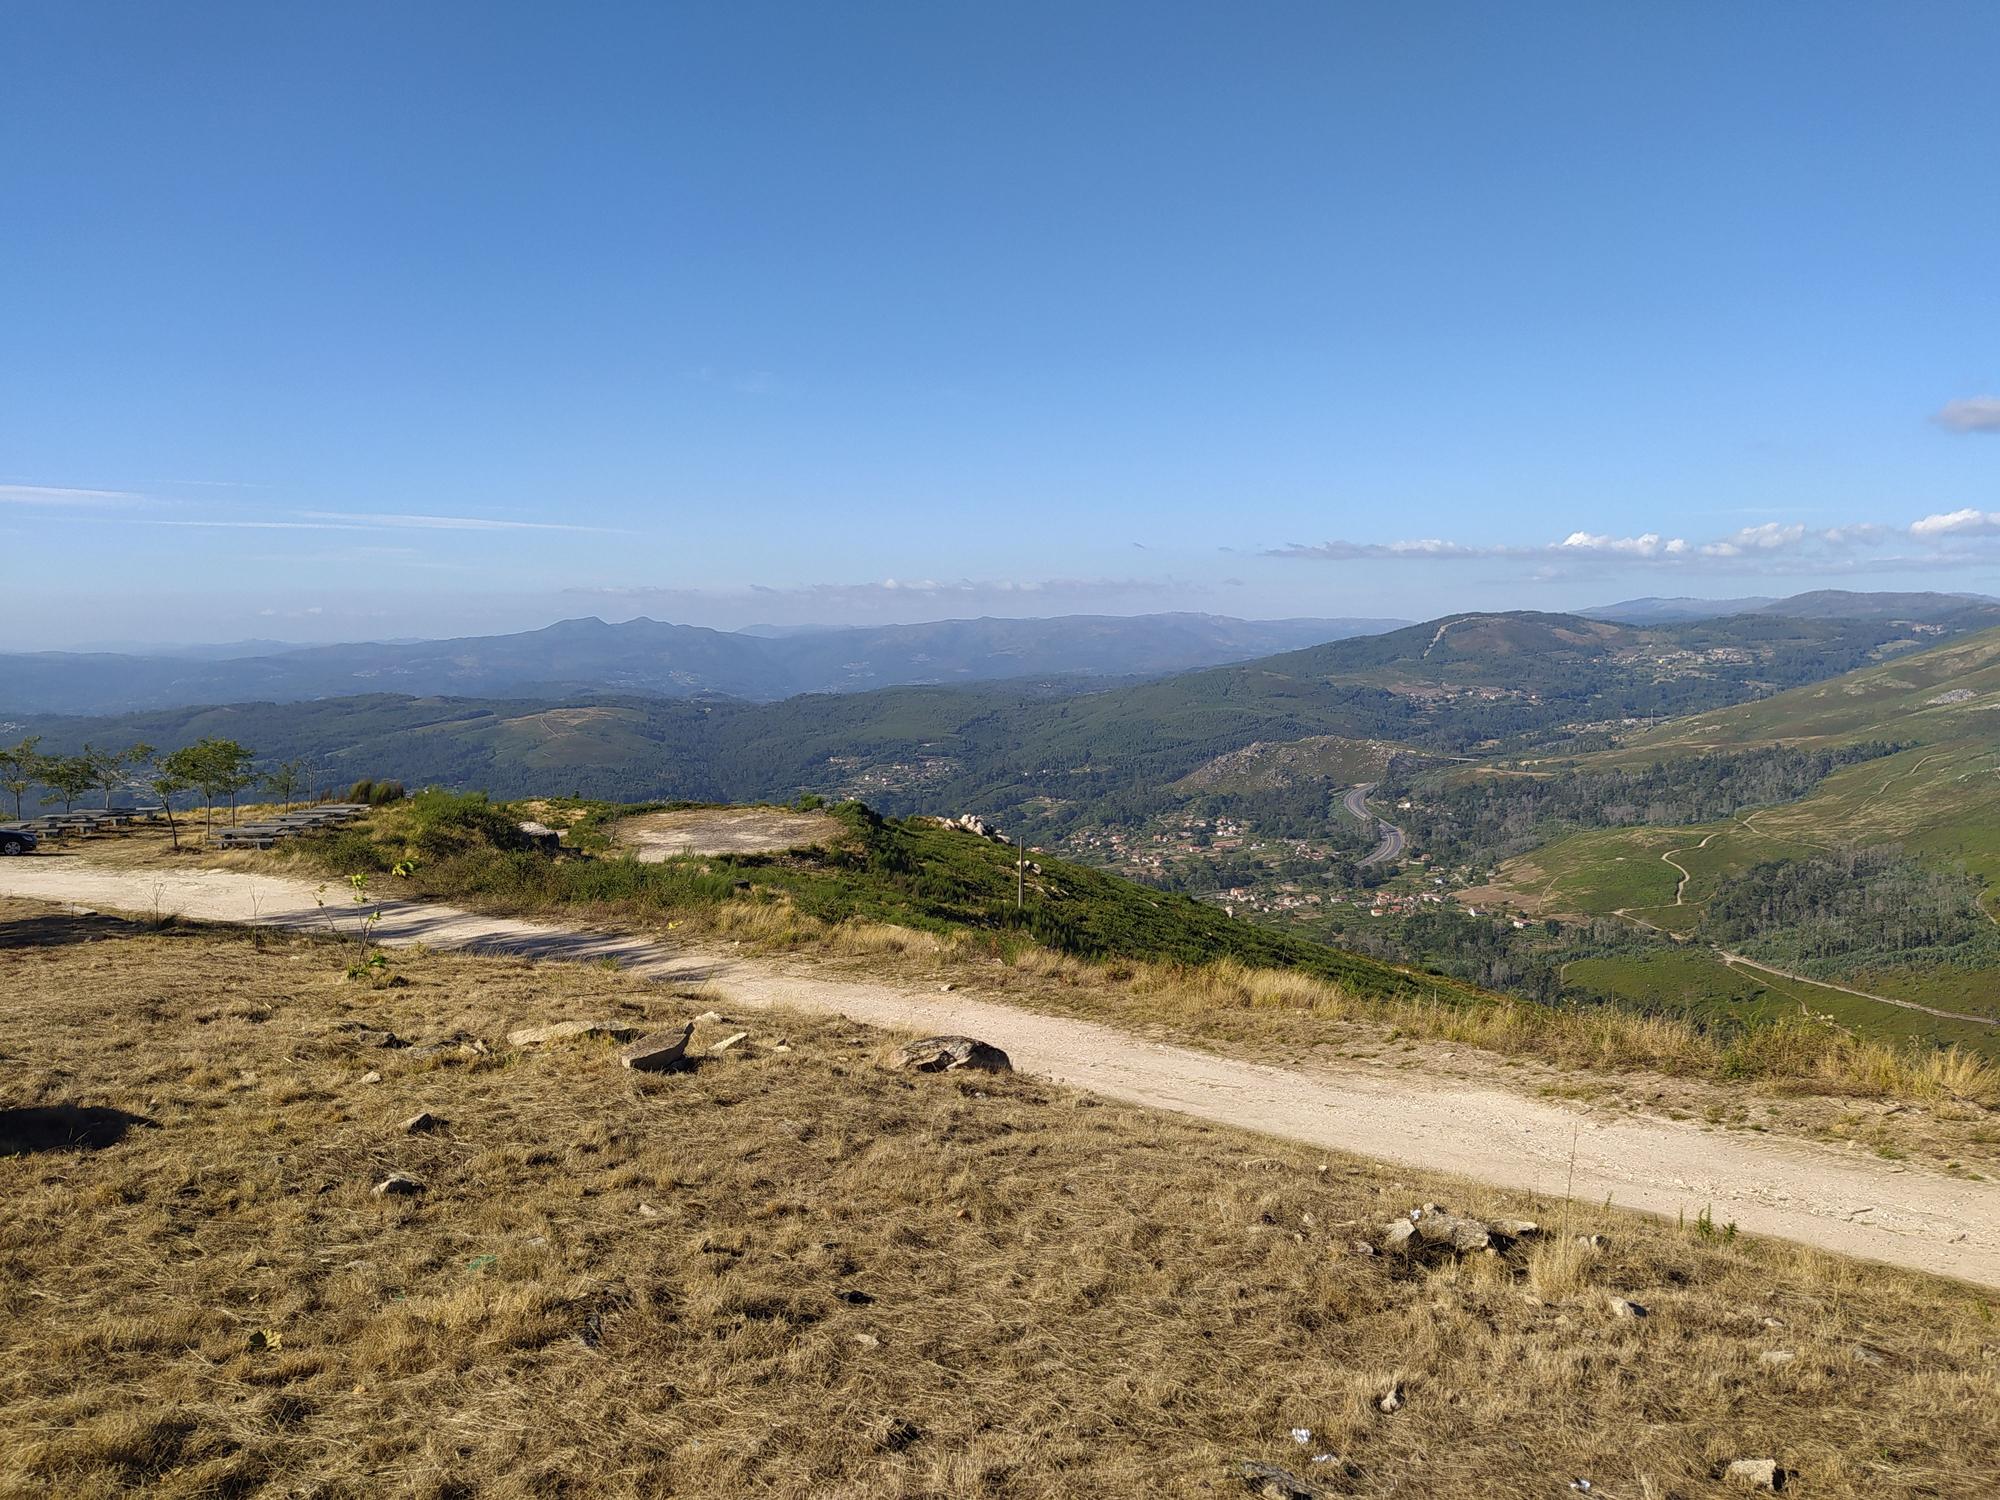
[
  {"left": 1379, "top": 1203, "right": 1539, "bottom": 1257},
  {"left": 887, "top": 1035, "right": 1013, "bottom": 1073}
]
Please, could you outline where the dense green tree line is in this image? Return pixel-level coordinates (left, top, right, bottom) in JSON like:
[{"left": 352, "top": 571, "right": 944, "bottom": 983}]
[{"left": 1699, "top": 845, "right": 1998, "bottom": 975}]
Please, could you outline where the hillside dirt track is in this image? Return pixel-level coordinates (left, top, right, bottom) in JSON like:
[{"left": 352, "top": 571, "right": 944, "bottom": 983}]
[{"left": 4, "top": 858, "right": 1999, "bottom": 1288}]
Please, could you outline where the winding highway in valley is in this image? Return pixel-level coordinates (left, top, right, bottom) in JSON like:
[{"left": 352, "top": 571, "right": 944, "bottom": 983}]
[{"left": 1342, "top": 782, "right": 1407, "bottom": 866}]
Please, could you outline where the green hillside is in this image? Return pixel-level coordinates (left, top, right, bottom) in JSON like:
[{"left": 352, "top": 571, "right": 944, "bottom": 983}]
[
  {"left": 310, "top": 793, "right": 1481, "bottom": 1005},
  {"left": 1488, "top": 626, "right": 2000, "bottom": 1026}
]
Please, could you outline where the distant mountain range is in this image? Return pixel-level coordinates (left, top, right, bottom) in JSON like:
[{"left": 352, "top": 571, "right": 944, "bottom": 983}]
[
  {"left": 1581, "top": 589, "right": 2000, "bottom": 625},
  {"left": 23, "top": 606, "right": 1998, "bottom": 826},
  {"left": 0, "top": 611, "right": 1409, "bottom": 716}
]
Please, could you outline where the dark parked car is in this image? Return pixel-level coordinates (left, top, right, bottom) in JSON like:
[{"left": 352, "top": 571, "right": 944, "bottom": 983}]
[{"left": 0, "top": 826, "right": 38, "bottom": 856}]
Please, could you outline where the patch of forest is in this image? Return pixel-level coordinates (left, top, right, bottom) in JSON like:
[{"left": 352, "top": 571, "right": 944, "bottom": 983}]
[
  {"left": 1698, "top": 845, "right": 2000, "bottom": 978},
  {"left": 1386, "top": 742, "right": 1901, "bottom": 870}
]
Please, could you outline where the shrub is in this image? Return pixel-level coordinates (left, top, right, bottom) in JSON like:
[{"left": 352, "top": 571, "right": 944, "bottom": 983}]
[{"left": 403, "top": 790, "right": 530, "bottom": 861}]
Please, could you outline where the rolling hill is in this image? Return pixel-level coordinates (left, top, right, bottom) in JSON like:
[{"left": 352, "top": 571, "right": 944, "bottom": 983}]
[
  {"left": 0, "top": 611, "right": 1405, "bottom": 715},
  {"left": 12, "top": 607, "right": 1989, "bottom": 829}
]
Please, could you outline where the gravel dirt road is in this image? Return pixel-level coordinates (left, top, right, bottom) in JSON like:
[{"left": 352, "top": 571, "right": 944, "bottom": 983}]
[{"left": 5, "top": 858, "right": 1997, "bottom": 1287}]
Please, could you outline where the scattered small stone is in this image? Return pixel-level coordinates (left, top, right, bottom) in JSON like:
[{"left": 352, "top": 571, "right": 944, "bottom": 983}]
[
  {"left": 695, "top": 1010, "right": 724, "bottom": 1024},
  {"left": 886, "top": 1035, "right": 1013, "bottom": 1073},
  {"left": 938, "top": 982, "right": 955, "bottom": 992},
  {"left": 637, "top": 1202, "right": 660, "bottom": 1219},
  {"left": 1724, "top": 1457, "right": 1783, "bottom": 1490},
  {"left": 1490, "top": 1218, "right": 1540, "bottom": 1238},
  {"left": 1607, "top": 1296, "right": 1648, "bottom": 1319},
  {"left": 1758, "top": 1349, "right": 1796, "bottom": 1367},
  {"left": 1381, "top": 1219, "right": 1417, "bottom": 1251},
  {"left": 402, "top": 1111, "right": 442, "bottom": 1135},
  {"left": 359, "top": 1071, "right": 383, "bottom": 1085},
  {"left": 508, "top": 1020, "right": 640, "bottom": 1047},
  {"left": 1576, "top": 1234, "right": 1607, "bottom": 1249},
  {"left": 1850, "top": 1344, "right": 1887, "bottom": 1367},
  {"left": 851, "top": 1332, "right": 880, "bottom": 1349},
  {"left": 372, "top": 1174, "right": 423, "bottom": 1197},
  {"left": 1234, "top": 1460, "right": 1334, "bottom": 1500},
  {"left": 621, "top": 1021, "right": 697, "bottom": 1073},
  {"left": 708, "top": 1030, "right": 749, "bottom": 1055},
  {"left": 1761, "top": 1317, "right": 1785, "bottom": 1329},
  {"left": 1349, "top": 1240, "right": 1376, "bottom": 1257},
  {"left": 1377, "top": 1385, "right": 1403, "bottom": 1414}
]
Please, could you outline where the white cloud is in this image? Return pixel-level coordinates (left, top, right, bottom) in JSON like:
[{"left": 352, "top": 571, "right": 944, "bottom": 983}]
[
  {"left": 1560, "top": 532, "right": 1687, "bottom": 557},
  {"left": 1268, "top": 510, "right": 1999, "bottom": 576},
  {"left": 1935, "top": 397, "right": 2000, "bottom": 434},
  {"left": 1910, "top": 508, "right": 2000, "bottom": 539},
  {"left": 1700, "top": 522, "right": 1808, "bottom": 558}
]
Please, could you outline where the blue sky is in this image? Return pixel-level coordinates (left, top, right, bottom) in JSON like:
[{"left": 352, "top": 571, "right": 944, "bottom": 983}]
[{"left": 3, "top": 1, "right": 1998, "bottom": 647}]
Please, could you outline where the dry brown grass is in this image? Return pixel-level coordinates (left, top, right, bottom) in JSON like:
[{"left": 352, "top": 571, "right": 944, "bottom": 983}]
[{"left": 3, "top": 904, "right": 1999, "bottom": 1498}]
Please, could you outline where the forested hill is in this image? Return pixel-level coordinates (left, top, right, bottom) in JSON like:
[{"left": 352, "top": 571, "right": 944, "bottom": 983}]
[{"left": 11, "top": 609, "right": 1986, "bottom": 837}]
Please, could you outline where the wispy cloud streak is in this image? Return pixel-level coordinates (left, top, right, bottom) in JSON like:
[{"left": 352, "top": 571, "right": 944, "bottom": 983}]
[{"left": 0, "top": 484, "right": 145, "bottom": 505}]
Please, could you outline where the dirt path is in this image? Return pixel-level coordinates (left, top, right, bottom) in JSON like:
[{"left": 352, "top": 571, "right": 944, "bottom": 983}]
[
  {"left": 6, "top": 859, "right": 2000, "bottom": 1287},
  {"left": 1660, "top": 828, "right": 1722, "bottom": 906},
  {"left": 1715, "top": 950, "right": 2000, "bottom": 1028}
]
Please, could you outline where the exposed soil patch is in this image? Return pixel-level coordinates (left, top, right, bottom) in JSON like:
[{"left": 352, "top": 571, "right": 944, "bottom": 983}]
[{"left": 615, "top": 806, "right": 845, "bottom": 861}]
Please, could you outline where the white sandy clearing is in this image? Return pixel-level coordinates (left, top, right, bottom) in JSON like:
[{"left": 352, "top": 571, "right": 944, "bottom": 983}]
[
  {"left": 613, "top": 806, "right": 844, "bottom": 861},
  {"left": 4, "top": 858, "right": 1998, "bottom": 1289}
]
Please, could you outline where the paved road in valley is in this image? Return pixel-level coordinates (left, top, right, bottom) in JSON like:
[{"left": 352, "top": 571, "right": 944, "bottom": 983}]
[{"left": 1343, "top": 783, "right": 1407, "bottom": 866}]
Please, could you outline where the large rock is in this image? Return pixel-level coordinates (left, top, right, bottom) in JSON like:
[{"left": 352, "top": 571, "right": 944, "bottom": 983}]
[
  {"left": 621, "top": 1021, "right": 697, "bottom": 1072},
  {"left": 1414, "top": 1210, "right": 1491, "bottom": 1253},
  {"left": 508, "top": 1019, "right": 641, "bottom": 1047},
  {"left": 887, "top": 1036, "right": 1013, "bottom": 1074}
]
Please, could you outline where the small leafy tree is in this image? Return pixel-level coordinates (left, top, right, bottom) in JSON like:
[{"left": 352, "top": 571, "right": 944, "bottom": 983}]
[
  {"left": 264, "top": 758, "right": 309, "bottom": 812},
  {"left": 82, "top": 741, "right": 154, "bottom": 811},
  {"left": 174, "top": 738, "right": 257, "bottom": 834},
  {"left": 0, "top": 736, "right": 40, "bottom": 819},
  {"left": 37, "top": 754, "right": 96, "bottom": 813},
  {"left": 144, "top": 753, "right": 192, "bottom": 851}
]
